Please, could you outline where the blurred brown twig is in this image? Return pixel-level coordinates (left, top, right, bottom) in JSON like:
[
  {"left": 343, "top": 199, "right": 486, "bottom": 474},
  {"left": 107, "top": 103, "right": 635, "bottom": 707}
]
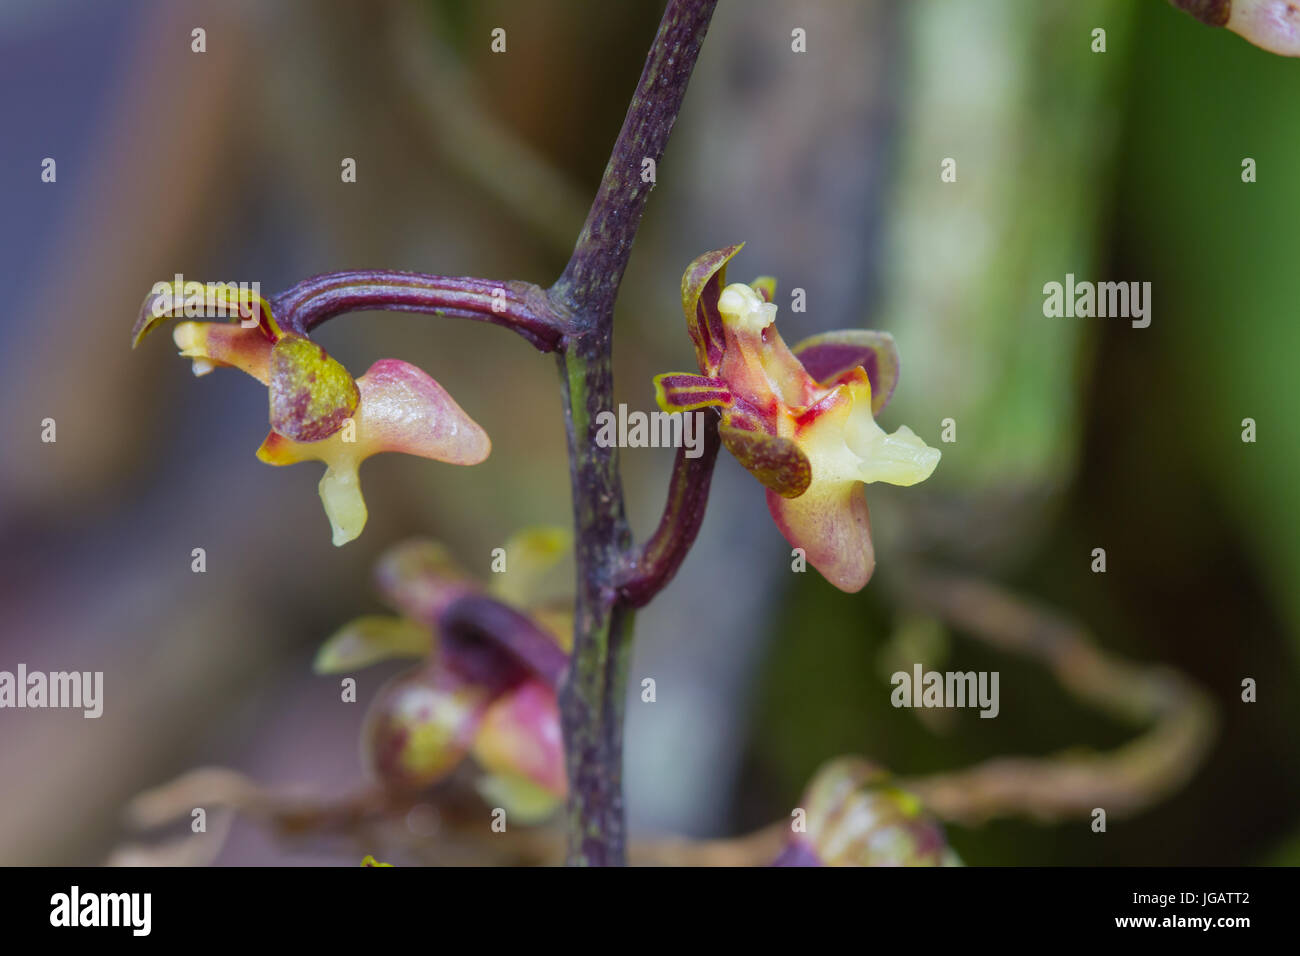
[
  {"left": 891, "top": 568, "right": 1217, "bottom": 826},
  {"left": 110, "top": 766, "right": 785, "bottom": 866}
]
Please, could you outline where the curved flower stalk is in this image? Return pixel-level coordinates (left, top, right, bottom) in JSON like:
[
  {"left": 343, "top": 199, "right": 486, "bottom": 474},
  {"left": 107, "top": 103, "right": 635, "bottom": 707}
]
[
  {"left": 775, "top": 757, "right": 959, "bottom": 867},
  {"left": 133, "top": 282, "right": 490, "bottom": 545},
  {"left": 315, "top": 531, "right": 572, "bottom": 822},
  {"left": 654, "top": 246, "right": 940, "bottom": 592},
  {"left": 1170, "top": 0, "right": 1300, "bottom": 56}
]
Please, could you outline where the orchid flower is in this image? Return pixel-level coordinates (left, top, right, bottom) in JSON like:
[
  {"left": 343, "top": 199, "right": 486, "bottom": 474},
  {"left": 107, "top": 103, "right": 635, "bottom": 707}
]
[
  {"left": 133, "top": 282, "right": 490, "bottom": 545},
  {"left": 654, "top": 246, "right": 939, "bottom": 592},
  {"left": 316, "top": 531, "right": 571, "bottom": 822},
  {"left": 775, "top": 758, "right": 959, "bottom": 867}
]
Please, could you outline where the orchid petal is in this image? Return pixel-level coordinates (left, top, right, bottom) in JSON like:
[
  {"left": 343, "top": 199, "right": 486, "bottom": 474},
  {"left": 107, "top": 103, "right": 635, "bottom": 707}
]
[
  {"left": 794, "top": 377, "right": 940, "bottom": 488},
  {"left": 792, "top": 329, "right": 900, "bottom": 415},
  {"left": 766, "top": 482, "right": 874, "bottom": 592},
  {"left": 470, "top": 679, "right": 566, "bottom": 797},
  {"left": 652, "top": 372, "right": 732, "bottom": 412},
  {"left": 849, "top": 423, "right": 942, "bottom": 486},
  {"left": 347, "top": 359, "right": 491, "bottom": 463}
]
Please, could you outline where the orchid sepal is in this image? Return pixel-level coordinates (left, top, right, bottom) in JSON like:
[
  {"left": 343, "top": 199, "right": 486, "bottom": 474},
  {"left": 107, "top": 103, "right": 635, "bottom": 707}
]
[
  {"left": 133, "top": 281, "right": 279, "bottom": 348},
  {"left": 680, "top": 243, "right": 744, "bottom": 376}
]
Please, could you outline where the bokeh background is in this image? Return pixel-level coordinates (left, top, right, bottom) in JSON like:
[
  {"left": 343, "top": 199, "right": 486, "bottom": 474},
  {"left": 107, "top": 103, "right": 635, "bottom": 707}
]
[{"left": 1, "top": 0, "right": 1297, "bottom": 865}]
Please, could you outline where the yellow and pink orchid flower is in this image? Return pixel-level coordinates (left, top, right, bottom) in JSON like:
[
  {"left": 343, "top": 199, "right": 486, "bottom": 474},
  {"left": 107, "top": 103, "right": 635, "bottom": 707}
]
[
  {"left": 654, "top": 246, "right": 939, "bottom": 592},
  {"left": 776, "top": 757, "right": 958, "bottom": 866},
  {"left": 316, "top": 531, "right": 571, "bottom": 823},
  {"left": 133, "top": 282, "right": 489, "bottom": 545}
]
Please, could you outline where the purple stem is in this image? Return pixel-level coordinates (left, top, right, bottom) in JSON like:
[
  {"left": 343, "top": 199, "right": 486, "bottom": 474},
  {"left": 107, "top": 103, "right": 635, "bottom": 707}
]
[
  {"left": 270, "top": 270, "right": 572, "bottom": 352},
  {"left": 618, "top": 411, "right": 721, "bottom": 607},
  {"left": 551, "top": 0, "right": 719, "bottom": 321},
  {"left": 550, "top": 0, "right": 719, "bottom": 867}
]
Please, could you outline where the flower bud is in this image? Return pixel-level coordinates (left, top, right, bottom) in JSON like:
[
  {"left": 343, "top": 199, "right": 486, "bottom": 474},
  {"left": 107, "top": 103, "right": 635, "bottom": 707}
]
[
  {"left": 363, "top": 665, "right": 487, "bottom": 791},
  {"left": 782, "top": 757, "right": 958, "bottom": 866}
]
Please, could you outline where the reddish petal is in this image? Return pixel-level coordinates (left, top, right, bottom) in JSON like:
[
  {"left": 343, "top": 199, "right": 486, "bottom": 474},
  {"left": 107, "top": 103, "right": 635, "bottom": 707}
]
[
  {"left": 471, "top": 678, "right": 566, "bottom": 797},
  {"left": 766, "top": 482, "right": 875, "bottom": 593}
]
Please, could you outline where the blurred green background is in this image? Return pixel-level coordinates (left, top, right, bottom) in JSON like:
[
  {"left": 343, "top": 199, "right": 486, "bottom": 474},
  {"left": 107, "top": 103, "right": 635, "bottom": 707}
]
[{"left": 0, "top": 0, "right": 1295, "bottom": 865}]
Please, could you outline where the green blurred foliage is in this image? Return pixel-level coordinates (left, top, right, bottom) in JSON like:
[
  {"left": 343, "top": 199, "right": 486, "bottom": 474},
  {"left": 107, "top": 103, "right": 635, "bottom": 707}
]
[{"left": 742, "top": 0, "right": 1300, "bottom": 866}]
